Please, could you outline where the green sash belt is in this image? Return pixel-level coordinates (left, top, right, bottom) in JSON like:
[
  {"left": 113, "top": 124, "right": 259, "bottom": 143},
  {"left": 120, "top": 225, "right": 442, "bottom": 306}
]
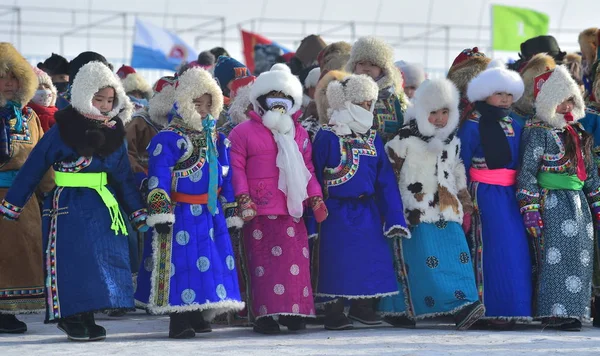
[
  {"left": 537, "top": 171, "right": 584, "bottom": 191},
  {"left": 54, "top": 171, "right": 128, "bottom": 235}
]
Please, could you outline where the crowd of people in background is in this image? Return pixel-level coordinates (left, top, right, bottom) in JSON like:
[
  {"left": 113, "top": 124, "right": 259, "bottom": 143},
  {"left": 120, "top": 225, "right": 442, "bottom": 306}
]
[{"left": 2, "top": 26, "right": 600, "bottom": 342}]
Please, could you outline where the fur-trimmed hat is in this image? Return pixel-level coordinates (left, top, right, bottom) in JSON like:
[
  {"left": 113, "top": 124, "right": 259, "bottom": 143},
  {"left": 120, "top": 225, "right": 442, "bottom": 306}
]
[
  {"left": 230, "top": 76, "right": 256, "bottom": 98},
  {"left": 0, "top": 43, "right": 38, "bottom": 108},
  {"left": 533, "top": 65, "right": 586, "bottom": 129},
  {"left": 315, "top": 70, "right": 348, "bottom": 124},
  {"left": 69, "top": 51, "right": 108, "bottom": 86},
  {"left": 116, "top": 65, "right": 152, "bottom": 100},
  {"left": 304, "top": 67, "right": 321, "bottom": 89},
  {"left": 174, "top": 67, "right": 224, "bottom": 131},
  {"left": 513, "top": 53, "right": 556, "bottom": 115},
  {"left": 345, "top": 37, "right": 403, "bottom": 92},
  {"left": 579, "top": 28, "right": 598, "bottom": 64},
  {"left": 70, "top": 61, "right": 130, "bottom": 122},
  {"left": 148, "top": 76, "right": 177, "bottom": 123},
  {"left": 228, "top": 83, "right": 253, "bottom": 125},
  {"left": 318, "top": 42, "right": 352, "bottom": 78},
  {"left": 395, "top": 61, "right": 426, "bottom": 88},
  {"left": 249, "top": 63, "right": 303, "bottom": 115},
  {"left": 467, "top": 60, "right": 524, "bottom": 103},
  {"left": 326, "top": 74, "right": 378, "bottom": 113},
  {"left": 447, "top": 48, "right": 490, "bottom": 96},
  {"left": 409, "top": 78, "right": 460, "bottom": 138},
  {"left": 32, "top": 66, "right": 58, "bottom": 107}
]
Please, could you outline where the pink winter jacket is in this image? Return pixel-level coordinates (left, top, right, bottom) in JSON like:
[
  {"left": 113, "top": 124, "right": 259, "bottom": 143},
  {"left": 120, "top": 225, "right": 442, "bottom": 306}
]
[{"left": 228, "top": 110, "right": 323, "bottom": 216}]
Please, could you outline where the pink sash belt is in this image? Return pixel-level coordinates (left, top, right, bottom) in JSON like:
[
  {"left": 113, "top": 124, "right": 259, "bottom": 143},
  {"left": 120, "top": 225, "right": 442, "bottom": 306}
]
[{"left": 469, "top": 168, "right": 517, "bottom": 187}]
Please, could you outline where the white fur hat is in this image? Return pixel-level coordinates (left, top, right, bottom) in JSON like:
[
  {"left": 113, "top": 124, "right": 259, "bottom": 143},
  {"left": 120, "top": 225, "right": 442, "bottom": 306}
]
[
  {"left": 466, "top": 59, "right": 524, "bottom": 103},
  {"left": 70, "top": 61, "right": 130, "bottom": 122},
  {"left": 345, "top": 36, "right": 403, "bottom": 92},
  {"left": 304, "top": 67, "right": 321, "bottom": 89},
  {"left": 534, "top": 65, "right": 586, "bottom": 128},
  {"left": 250, "top": 63, "right": 303, "bottom": 114},
  {"left": 174, "top": 67, "right": 224, "bottom": 130},
  {"left": 326, "top": 74, "right": 379, "bottom": 114},
  {"left": 409, "top": 78, "right": 460, "bottom": 138},
  {"left": 148, "top": 76, "right": 177, "bottom": 123},
  {"left": 228, "top": 83, "right": 253, "bottom": 125},
  {"left": 395, "top": 61, "right": 426, "bottom": 88},
  {"left": 117, "top": 65, "right": 153, "bottom": 99}
]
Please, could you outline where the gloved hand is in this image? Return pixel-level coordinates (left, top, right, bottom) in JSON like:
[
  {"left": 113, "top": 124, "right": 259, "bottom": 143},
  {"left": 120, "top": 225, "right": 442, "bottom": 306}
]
[
  {"left": 155, "top": 223, "right": 172, "bottom": 234},
  {"left": 523, "top": 210, "right": 544, "bottom": 238},
  {"left": 310, "top": 196, "right": 328, "bottom": 223},
  {"left": 237, "top": 194, "right": 257, "bottom": 222},
  {"left": 462, "top": 213, "right": 472, "bottom": 235},
  {"left": 593, "top": 206, "right": 600, "bottom": 229}
]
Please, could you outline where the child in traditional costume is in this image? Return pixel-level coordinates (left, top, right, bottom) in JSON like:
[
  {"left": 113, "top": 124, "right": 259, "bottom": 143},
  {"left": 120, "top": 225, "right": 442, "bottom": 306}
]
[
  {"left": 380, "top": 78, "right": 484, "bottom": 330},
  {"left": 311, "top": 72, "right": 408, "bottom": 330},
  {"left": 144, "top": 67, "right": 245, "bottom": 339},
  {"left": 0, "top": 60, "right": 148, "bottom": 341},
  {"left": 458, "top": 60, "right": 533, "bottom": 328},
  {"left": 0, "top": 43, "right": 54, "bottom": 334},
  {"left": 517, "top": 65, "right": 600, "bottom": 331},
  {"left": 229, "top": 63, "right": 327, "bottom": 334}
]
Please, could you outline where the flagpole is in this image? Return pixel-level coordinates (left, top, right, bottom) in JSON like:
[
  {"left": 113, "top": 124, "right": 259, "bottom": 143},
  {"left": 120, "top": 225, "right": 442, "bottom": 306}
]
[{"left": 490, "top": 4, "right": 494, "bottom": 59}]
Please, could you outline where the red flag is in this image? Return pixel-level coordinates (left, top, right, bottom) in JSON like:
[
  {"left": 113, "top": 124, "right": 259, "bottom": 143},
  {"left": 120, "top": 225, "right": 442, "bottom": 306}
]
[{"left": 241, "top": 29, "right": 273, "bottom": 73}]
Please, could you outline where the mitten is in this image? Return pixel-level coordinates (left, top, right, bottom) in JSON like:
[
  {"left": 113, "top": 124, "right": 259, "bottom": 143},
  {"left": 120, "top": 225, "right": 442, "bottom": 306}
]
[
  {"left": 462, "top": 213, "right": 472, "bottom": 235},
  {"left": 155, "top": 223, "right": 172, "bottom": 234},
  {"left": 309, "top": 196, "right": 328, "bottom": 223},
  {"left": 523, "top": 210, "right": 543, "bottom": 238},
  {"left": 237, "top": 194, "right": 257, "bottom": 222}
]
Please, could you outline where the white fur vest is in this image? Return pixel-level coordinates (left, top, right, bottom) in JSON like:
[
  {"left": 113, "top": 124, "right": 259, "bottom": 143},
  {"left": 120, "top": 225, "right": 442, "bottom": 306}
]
[{"left": 386, "top": 134, "right": 467, "bottom": 225}]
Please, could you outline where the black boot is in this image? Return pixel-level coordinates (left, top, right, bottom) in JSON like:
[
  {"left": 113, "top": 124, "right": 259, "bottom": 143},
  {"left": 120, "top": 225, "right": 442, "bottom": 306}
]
[
  {"left": 57, "top": 314, "right": 92, "bottom": 341},
  {"left": 454, "top": 301, "right": 485, "bottom": 330},
  {"left": 189, "top": 310, "right": 212, "bottom": 333},
  {"left": 348, "top": 298, "right": 382, "bottom": 325},
  {"left": 0, "top": 314, "right": 27, "bottom": 334},
  {"left": 81, "top": 313, "right": 107, "bottom": 341},
  {"left": 324, "top": 299, "right": 353, "bottom": 331},
  {"left": 383, "top": 315, "right": 416, "bottom": 329},
  {"left": 253, "top": 316, "right": 281, "bottom": 335},
  {"left": 594, "top": 298, "right": 600, "bottom": 328},
  {"left": 278, "top": 315, "right": 306, "bottom": 331},
  {"left": 169, "top": 312, "right": 195, "bottom": 339}
]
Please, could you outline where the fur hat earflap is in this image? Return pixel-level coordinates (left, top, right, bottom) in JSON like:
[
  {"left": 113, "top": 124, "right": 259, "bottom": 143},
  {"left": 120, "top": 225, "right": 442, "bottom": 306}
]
[
  {"left": 0, "top": 42, "right": 38, "bottom": 108},
  {"left": 250, "top": 63, "right": 303, "bottom": 115},
  {"left": 534, "top": 65, "right": 585, "bottom": 128},
  {"left": 410, "top": 78, "right": 460, "bottom": 139},
  {"left": 513, "top": 53, "right": 556, "bottom": 115},
  {"left": 70, "top": 61, "right": 128, "bottom": 121},
  {"left": 467, "top": 60, "right": 524, "bottom": 103},
  {"left": 315, "top": 70, "right": 348, "bottom": 124},
  {"left": 174, "top": 67, "right": 224, "bottom": 130},
  {"left": 228, "top": 83, "right": 253, "bottom": 125},
  {"left": 304, "top": 67, "right": 321, "bottom": 89},
  {"left": 148, "top": 76, "right": 177, "bottom": 123},
  {"left": 345, "top": 36, "right": 403, "bottom": 93},
  {"left": 326, "top": 74, "right": 378, "bottom": 113}
]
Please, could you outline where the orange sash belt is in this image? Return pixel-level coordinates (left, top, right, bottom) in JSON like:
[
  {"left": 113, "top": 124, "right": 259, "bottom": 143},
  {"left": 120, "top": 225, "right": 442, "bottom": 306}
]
[
  {"left": 469, "top": 168, "right": 517, "bottom": 187},
  {"left": 171, "top": 189, "right": 222, "bottom": 205}
]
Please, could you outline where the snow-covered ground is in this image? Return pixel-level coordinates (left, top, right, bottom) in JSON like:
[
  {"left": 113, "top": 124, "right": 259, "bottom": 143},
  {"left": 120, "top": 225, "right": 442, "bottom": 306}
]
[{"left": 2, "top": 312, "right": 600, "bottom": 355}]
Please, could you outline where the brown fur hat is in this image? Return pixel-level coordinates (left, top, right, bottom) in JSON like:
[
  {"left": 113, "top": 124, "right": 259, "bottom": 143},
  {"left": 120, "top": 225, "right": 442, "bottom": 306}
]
[
  {"left": 0, "top": 42, "right": 38, "bottom": 108},
  {"left": 579, "top": 28, "right": 598, "bottom": 63},
  {"left": 315, "top": 70, "right": 348, "bottom": 124},
  {"left": 513, "top": 53, "right": 556, "bottom": 115},
  {"left": 447, "top": 56, "right": 491, "bottom": 96},
  {"left": 318, "top": 42, "right": 352, "bottom": 78}
]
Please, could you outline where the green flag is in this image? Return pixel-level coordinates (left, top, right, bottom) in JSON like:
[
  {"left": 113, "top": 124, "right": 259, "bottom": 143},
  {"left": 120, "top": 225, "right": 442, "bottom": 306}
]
[{"left": 492, "top": 5, "right": 549, "bottom": 51}]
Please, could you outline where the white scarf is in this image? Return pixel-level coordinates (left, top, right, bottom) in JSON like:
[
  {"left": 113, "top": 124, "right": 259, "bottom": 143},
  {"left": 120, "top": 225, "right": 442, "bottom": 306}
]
[
  {"left": 329, "top": 101, "right": 374, "bottom": 136},
  {"left": 262, "top": 110, "right": 311, "bottom": 219}
]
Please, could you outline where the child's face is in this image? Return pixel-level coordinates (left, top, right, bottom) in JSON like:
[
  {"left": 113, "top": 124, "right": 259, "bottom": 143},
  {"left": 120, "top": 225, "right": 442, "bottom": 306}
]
[
  {"left": 51, "top": 74, "right": 68, "bottom": 84},
  {"left": 353, "top": 100, "right": 373, "bottom": 111},
  {"left": 193, "top": 94, "right": 213, "bottom": 118},
  {"left": 92, "top": 87, "right": 115, "bottom": 114},
  {"left": 556, "top": 97, "right": 576, "bottom": 114},
  {"left": 128, "top": 90, "right": 145, "bottom": 99},
  {"left": 0, "top": 72, "right": 19, "bottom": 101},
  {"left": 428, "top": 108, "right": 450, "bottom": 128},
  {"left": 37, "top": 83, "right": 51, "bottom": 90},
  {"left": 355, "top": 61, "right": 382, "bottom": 81},
  {"left": 404, "top": 86, "right": 417, "bottom": 99},
  {"left": 485, "top": 92, "right": 513, "bottom": 109}
]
